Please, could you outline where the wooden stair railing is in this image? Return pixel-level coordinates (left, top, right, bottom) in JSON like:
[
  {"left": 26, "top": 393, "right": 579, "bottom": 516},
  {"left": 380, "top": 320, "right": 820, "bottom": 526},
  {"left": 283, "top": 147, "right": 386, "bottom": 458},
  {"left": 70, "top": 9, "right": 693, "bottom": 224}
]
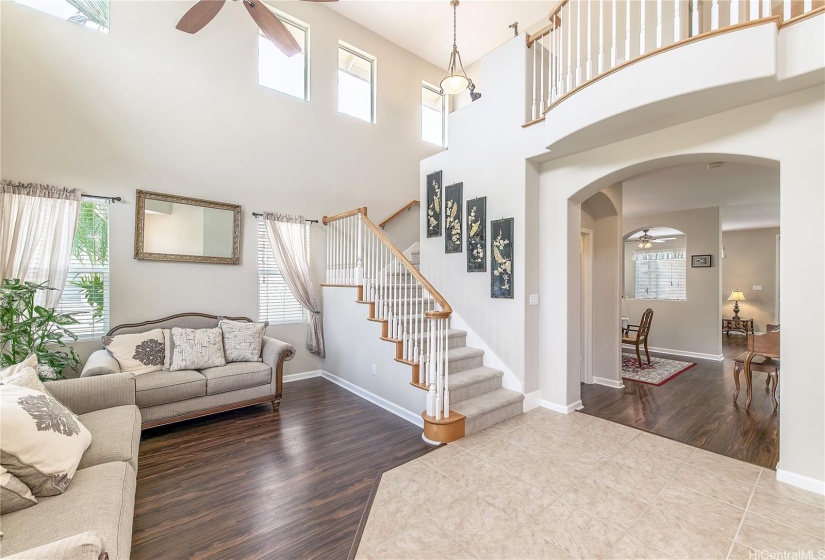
[
  {"left": 379, "top": 200, "right": 420, "bottom": 229},
  {"left": 323, "top": 207, "right": 463, "bottom": 442}
]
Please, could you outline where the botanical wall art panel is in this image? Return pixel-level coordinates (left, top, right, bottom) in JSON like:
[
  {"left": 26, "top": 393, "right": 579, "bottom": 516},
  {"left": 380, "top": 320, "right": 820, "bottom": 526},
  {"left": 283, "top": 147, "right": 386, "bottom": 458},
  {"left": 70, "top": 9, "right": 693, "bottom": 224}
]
[
  {"left": 444, "top": 183, "right": 463, "bottom": 254},
  {"left": 466, "top": 196, "right": 486, "bottom": 272},
  {"left": 491, "top": 218, "right": 514, "bottom": 299},
  {"left": 426, "top": 171, "right": 443, "bottom": 238}
]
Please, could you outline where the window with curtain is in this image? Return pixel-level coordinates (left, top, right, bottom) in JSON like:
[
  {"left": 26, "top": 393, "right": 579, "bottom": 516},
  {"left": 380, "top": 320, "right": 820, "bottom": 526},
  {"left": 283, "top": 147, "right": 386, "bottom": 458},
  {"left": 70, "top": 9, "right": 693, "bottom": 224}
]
[
  {"left": 422, "top": 81, "right": 446, "bottom": 147},
  {"left": 633, "top": 249, "right": 686, "bottom": 301},
  {"left": 258, "top": 10, "right": 309, "bottom": 100},
  {"left": 338, "top": 42, "right": 376, "bottom": 123},
  {"left": 56, "top": 201, "right": 110, "bottom": 338},
  {"left": 13, "top": 0, "right": 109, "bottom": 32},
  {"left": 258, "top": 220, "right": 309, "bottom": 324}
]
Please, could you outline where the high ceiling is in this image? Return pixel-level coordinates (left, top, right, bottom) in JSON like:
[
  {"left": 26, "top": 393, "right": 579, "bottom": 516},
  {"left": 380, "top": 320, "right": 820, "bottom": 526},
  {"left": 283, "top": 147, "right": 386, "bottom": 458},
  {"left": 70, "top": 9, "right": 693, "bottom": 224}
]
[
  {"left": 326, "top": 1, "right": 554, "bottom": 69},
  {"left": 622, "top": 162, "right": 780, "bottom": 232}
]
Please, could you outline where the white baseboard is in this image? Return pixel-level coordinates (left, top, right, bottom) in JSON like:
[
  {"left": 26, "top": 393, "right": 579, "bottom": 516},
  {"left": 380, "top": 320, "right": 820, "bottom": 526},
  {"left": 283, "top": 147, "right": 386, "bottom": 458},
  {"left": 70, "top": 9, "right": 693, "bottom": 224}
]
[
  {"left": 283, "top": 370, "right": 323, "bottom": 383},
  {"left": 776, "top": 468, "right": 825, "bottom": 496},
  {"left": 320, "top": 371, "right": 424, "bottom": 428},
  {"left": 622, "top": 344, "right": 723, "bottom": 362},
  {"left": 540, "top": 399, "right": 584, "bottom": 414},
  {"left": 523, "top": 390, "right": 541, "bottom": 412},
  {"left": 593, "top": 376, "right": 624, "bottom": 389}
]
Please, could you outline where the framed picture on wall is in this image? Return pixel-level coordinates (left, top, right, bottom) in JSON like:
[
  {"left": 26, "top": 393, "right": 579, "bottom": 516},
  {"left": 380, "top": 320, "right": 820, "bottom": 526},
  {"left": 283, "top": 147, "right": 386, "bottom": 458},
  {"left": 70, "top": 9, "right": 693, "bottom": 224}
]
[
  {"left": 691, "top": 254, "right": 712, "bottom": 268},
  {"left": 466, "top": 196, "right": 486, "bottom": 272},
  {"left": 444, "top": 183, "right": 463, "bottom": 253},
  {"left": 491, "top": 218, "right": 514, "bottom": 299},
  {"left": 426, "top": 171, "right": 442, "bottom": 238}
]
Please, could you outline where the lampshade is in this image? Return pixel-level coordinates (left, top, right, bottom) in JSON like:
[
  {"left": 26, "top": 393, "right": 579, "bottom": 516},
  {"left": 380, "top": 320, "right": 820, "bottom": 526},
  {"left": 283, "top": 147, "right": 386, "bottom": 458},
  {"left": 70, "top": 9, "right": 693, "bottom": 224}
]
[
  {"left": 440, "top": 74, "right": 469, "bottom": 95},
  {"left": 727, "top": 290, "right": 746, "bottom": 301}
]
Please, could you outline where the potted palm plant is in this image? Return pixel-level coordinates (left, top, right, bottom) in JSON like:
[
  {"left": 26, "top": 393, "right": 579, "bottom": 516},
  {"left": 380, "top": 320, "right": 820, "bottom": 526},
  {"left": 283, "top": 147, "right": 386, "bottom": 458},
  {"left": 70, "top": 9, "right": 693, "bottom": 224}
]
[{"left": 0, "top": 279, "right": 81, "bottom": 380}]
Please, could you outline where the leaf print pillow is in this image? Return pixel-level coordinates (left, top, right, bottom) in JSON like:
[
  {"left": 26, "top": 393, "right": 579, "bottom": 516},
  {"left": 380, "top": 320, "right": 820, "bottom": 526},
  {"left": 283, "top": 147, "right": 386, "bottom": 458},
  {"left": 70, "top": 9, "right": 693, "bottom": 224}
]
[
  {"left": 101, "top": 329, "right": 166, "bottom": 375},
  {"left": 0, "top": 384, "right": 92, "bottom": 497}
]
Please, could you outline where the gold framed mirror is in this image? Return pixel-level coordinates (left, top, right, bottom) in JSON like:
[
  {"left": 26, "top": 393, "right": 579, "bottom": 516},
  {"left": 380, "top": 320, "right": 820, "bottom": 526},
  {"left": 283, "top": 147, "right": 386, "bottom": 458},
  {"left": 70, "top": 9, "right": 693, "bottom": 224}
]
[{"left": 134, "top": 190, "right": 241, "bottom": 264}]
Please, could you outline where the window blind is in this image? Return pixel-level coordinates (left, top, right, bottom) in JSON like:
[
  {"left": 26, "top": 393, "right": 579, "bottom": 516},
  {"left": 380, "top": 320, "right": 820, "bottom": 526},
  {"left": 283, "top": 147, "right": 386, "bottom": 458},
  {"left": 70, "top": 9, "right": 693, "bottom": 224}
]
[
  {"left": 257, "top": 220, "right": 309, "bottom": 324},
  {"left": 634, "top": 256, "right": 686, "bottom": 301},
  {"left": 56, "top": 201, "right": 110, "bottom": 338}
]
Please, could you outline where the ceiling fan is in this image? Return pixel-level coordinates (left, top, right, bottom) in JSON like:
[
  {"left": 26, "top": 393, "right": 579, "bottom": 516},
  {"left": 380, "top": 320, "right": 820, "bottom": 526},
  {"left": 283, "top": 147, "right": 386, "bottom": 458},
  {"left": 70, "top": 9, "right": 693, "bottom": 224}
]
[
  {"left": 176, "top": 0, "right": 337, "bottom": 57},
  {"left": 627, "top": 229, "right": 677, "bottom": 249}
]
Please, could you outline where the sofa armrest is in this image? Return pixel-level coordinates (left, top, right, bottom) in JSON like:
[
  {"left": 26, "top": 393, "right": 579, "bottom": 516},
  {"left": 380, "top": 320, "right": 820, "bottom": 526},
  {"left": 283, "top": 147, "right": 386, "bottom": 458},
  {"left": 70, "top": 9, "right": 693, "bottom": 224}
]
[
  {"left": 47, "top": 373, "right": 136, "bottom": 415},
  {"left": 261, "top": 336, "right": 295, "bottom": 402},
  {"left": 5, "top": 531, "right": 107, "bottom": 560},
  {"left": 81, "top": 350, "right": 122, "bottom": 377}
]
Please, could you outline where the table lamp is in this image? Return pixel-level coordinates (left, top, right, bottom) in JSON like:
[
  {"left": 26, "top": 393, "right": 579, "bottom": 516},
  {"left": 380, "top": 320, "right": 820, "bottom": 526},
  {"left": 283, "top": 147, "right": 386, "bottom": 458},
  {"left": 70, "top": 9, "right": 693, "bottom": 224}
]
[{"left": 728, "top": 289, "right": 745, "bottom": 320}]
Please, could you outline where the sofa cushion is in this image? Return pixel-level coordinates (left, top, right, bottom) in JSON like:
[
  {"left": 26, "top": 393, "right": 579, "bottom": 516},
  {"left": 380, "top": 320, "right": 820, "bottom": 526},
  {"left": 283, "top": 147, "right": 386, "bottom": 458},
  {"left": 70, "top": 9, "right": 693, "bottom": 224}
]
[
  {"left": 4, "top": 530, "right": 106, "bottom": 560},
  {"left": 1, "top": 465, "right": 37, "bottom": 514},
  {"left": 102, "top": 329, "right": 166, "bottom": 375},
  {"left": 170, "top": 327, "right": 226, "bottom": 371},
  {"left": 0, "top": 384, "right": 92, "bottom": 496},
  {"left": 77, "top": 405, "right": 141, "bottom": 472},
  {"left": 135, "top": 370, "right": 206, "bottom": 408},
  {"left": 0, "top": 462, "right": 135, "bottom": 560},
  {"left": 201, "top": 362, "right": 272, "bottom": 395}
]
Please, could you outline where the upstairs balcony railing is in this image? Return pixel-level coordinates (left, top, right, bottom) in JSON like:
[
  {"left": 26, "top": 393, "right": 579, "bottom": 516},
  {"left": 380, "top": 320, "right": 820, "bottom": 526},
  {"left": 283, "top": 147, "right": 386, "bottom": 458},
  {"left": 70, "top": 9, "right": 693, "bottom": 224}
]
[{"left": 525, "top": 0, "right": 825, "bottom": 125}]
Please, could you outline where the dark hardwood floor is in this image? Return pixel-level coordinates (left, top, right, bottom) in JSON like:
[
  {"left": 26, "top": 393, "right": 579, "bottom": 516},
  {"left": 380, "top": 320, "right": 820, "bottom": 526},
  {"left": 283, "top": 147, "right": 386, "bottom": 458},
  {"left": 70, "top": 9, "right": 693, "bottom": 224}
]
[
  {"left": 580, "top": 334, "right": 779, "bottom": 469},
  {"left": 131, "top": 377, "right": 432, "bottom": 560}
]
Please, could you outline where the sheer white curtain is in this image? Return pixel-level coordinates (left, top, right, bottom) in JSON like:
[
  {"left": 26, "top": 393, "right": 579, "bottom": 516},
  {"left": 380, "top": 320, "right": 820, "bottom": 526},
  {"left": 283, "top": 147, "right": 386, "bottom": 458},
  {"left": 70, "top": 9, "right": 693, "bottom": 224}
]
[
  {"left": 263, "top": 213, "right": 325, "bottom": 358},
  {"left": 0, "top": 181, "right": 81, "bottom": 307}
]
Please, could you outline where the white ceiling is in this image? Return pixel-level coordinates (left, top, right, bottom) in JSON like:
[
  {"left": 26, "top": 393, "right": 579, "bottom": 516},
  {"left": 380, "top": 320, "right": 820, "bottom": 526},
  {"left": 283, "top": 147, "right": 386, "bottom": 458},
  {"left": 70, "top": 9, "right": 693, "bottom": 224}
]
[
  {"left": 326, "top": 1, "right": 554, "bottom": 69},
  {"left": 622, "top": 162, "right": 780, "bottom": 232}
]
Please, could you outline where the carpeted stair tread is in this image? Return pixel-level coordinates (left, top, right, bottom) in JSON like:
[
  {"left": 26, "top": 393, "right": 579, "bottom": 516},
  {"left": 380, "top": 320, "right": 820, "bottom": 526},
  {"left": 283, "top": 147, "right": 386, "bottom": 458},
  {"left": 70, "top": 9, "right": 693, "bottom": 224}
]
[
  {"left": 448, "top": 367, "right": 503, "bottom": 389},
  {"left": 409, "top": 329, "right": 466, "bottom": 342},
  {"left": 421, "top": 346, "right": 483, "bottom": 364},
  {"left": 451, "top": 388, "right": 524, "bottom": 420}
]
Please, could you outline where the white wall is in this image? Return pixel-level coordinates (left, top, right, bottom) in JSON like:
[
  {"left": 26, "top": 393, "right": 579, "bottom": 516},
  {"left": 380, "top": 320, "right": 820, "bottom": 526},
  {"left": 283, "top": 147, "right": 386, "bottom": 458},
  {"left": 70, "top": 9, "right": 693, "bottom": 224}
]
[
  {"left": 1, "top": 0, "right": 445, "bottom": 374},
  {"left": 623, "top": 207, "right": 723, "bottom": 359}
]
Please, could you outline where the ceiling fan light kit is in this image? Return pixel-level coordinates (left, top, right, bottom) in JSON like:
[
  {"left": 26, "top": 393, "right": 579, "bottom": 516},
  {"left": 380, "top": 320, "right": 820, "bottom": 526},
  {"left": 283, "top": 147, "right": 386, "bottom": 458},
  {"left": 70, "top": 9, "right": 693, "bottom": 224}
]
[{"left": 176, "top": 0, "right": 336, "bottom": 56}]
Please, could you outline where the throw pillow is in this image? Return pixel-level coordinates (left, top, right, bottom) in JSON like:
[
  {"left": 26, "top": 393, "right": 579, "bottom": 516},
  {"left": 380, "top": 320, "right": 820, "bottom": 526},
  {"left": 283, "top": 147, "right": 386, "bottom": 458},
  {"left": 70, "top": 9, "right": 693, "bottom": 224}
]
[
  {"left": 0, "top": 465, "right": 37, "bottom": 514},
  {"left": 0, "top": 354, "right": 39, "bottom": 381},
  {"left": 169, "top": 328, "right": 226, "bottom": 371},
  {"left": 4, "top": 531, "right": 107, "bottom": 560},
  {"left": 101, "top": 329, "right": 166, "bottom": 375},
  {"left": 162, "top": 329, "right": 172, "bottom": 370},
  {"left": 219, "top": 319, "right": 268, "bottom": 362},
  {"left": 0, "top": 384, "right": 92, "bottom": 496},
  {"left": 0, "top": 366, "right": 53, "bottom": 397}
]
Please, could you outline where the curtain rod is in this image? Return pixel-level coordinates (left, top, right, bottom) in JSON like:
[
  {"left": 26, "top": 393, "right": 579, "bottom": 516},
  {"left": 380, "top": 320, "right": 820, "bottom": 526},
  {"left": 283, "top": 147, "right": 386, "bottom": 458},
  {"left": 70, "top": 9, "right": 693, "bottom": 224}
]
[
  {"left": 252, "top": 212, "right": 318, "bottom": 224},
  {"left": 81, "top": 194, "right": 122, "bottom": 203}
]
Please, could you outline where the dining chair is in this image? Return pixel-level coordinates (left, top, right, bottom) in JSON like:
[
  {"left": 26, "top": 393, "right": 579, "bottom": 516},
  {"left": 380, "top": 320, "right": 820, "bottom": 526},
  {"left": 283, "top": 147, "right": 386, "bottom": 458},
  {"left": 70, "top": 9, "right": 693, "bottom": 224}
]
[
  {"left": 622, "top": 308, "right": 654, "bottom": 366},
  {"left": 742, "top": 331, "right": 781, "bottom": 410}
]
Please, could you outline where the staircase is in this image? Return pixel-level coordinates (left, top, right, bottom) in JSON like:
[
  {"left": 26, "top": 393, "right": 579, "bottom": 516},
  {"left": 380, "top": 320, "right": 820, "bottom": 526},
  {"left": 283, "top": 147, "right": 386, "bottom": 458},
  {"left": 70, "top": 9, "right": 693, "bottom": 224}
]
[{"left": 323, "top": 207, "right": 524, "bottom": 443}]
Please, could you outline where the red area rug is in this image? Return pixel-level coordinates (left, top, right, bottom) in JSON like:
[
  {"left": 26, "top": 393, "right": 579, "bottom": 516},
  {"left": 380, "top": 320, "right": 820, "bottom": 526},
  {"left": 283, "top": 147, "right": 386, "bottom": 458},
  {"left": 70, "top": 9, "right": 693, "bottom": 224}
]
[{"left": 621, "top": 353, "right": 696, "bottom": 386}]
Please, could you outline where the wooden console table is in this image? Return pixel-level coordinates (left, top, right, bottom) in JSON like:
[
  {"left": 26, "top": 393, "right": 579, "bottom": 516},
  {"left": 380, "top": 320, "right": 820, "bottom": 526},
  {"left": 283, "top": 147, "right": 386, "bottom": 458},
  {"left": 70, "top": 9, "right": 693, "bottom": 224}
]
[{"left": 722, "top": 317, "right": 754, "bottom": 336}]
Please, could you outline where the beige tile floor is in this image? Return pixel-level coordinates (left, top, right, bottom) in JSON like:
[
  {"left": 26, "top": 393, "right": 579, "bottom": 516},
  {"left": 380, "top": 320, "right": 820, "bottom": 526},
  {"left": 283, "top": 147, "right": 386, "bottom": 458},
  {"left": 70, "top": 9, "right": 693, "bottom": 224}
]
[{"left": 356, "top": 408, "right": 825, "bottom": 560}]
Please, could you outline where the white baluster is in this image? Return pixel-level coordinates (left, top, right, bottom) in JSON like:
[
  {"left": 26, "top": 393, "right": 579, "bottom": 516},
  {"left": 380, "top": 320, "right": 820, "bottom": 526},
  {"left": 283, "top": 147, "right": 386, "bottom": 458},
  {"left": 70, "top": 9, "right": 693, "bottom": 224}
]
[
  {"left": 443, "top": 319, "right": 450, "bottom": 418},
  {"left": 356, "top": 213, "right": 364, "bottom": 286},
  {"left": 691, "top": 0, "right": 700, "bottom": 37},
  {"left": 586, "top": 0, "right": 593, "bottom": 80},
  {"left": 598, "top": 0, "right": 605, "bottom": 74},
  {"left": 539, "top": 34, "right": 545, "bottom": 114},
  {"left": 558, "top": 11, "right": 565, "bottom": 95},
  {"left": 426, "top": 318, "right": 436, "bottom": 417},
  {"left": 674, "top": 0, "right": 682, "bottom": 42},
  {"left": 783, "top": 0, "right": 791, "bottom": 20},
  {"left": 435, "top": 317, "right": 442, "bottom": 421},
  {"left": 762, "top": 0, "right": 771, "bottom": 19},
  {"left": 575, "top": 0, "right": 582, "bottom": 86},
  {"left": 803, "top": 0, "right": 812, "bottom": 14},
  {"left": 711, "top": 0, "right": 720, "bottom": 30},
  {"left": 656, "top": 0, "right": 663, "bottom": 49},
  {"left": 611, "top": 0, "right": 618, "bottom": 67},
  {"left": 749, "top": 0, "right": 759, "bottom": 21},
  {"left": 640, "top": 0, "right": 647, "bottom": 55},
  {"left": 566, "top": 2, "right": 573, "bottom": 91},
  {"left": 730, "top": 0, "right": 740, "bottom": 25},
  {"left": 625, "top": 0, "right": 631, "bottom": 61},
  {"left": 545, "top": 34, "right": 553, "bottom": 107}
]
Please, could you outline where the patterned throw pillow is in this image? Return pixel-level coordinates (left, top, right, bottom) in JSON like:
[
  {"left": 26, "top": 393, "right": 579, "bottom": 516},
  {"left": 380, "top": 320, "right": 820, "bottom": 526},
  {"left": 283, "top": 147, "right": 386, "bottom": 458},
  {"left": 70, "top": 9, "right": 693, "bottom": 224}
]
[
  {"left": 219, "top": 319, "right": 268, "bottom": 363},
  {"left": 0, "top": 354, "right": 39, "bottom": 381},
  {"left": 101, "top": 329, "right": 166, "bottom": 375},
  {"left": 0, "top": 366, "right": 55, "bottom": 399},
  {"left": 1, "top": 465, "right": 37, "bottom": 514},
  {"left": 162, "top": 329, "right": 172, "bottom": 370},
  {"left": 0, "top": 384, "right": 92, "bottom": 496},
  {"left": 169, "top": 328, "right": 226, "bottom": 371}
]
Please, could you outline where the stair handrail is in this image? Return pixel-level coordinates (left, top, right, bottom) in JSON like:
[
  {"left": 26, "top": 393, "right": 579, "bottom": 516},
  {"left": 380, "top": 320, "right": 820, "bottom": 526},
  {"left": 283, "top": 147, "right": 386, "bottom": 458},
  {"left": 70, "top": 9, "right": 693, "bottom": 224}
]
[{"left": 378, "top": 200, "right": 420, "bottom": 230}]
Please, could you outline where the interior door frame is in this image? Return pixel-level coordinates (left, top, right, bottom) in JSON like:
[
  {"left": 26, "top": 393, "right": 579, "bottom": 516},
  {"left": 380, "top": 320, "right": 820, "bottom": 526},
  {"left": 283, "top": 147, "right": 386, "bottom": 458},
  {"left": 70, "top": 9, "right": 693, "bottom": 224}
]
[{"left": 580, "top": 228, "right": 594, "bottom": 384}]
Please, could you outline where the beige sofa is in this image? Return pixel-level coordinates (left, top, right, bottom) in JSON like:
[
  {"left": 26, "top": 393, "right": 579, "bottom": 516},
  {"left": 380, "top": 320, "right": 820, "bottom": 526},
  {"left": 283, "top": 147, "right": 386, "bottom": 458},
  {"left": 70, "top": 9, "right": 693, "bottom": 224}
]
[
  {"left": 80, "top": 313, "right": 296, "bottom": 429},
  {"left": 0, "top": 373, "right": 139, "bottom": 559}
]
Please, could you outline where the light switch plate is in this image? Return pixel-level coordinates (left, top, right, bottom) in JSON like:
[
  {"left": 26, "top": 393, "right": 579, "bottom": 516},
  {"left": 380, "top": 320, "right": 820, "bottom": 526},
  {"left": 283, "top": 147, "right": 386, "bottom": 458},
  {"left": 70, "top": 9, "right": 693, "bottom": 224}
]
[
  {"left": 753, "top": 285, "right": 763, "bottom": 291},
  {"left": 529, "top": 294, "right": 539, "bottom": 305}
]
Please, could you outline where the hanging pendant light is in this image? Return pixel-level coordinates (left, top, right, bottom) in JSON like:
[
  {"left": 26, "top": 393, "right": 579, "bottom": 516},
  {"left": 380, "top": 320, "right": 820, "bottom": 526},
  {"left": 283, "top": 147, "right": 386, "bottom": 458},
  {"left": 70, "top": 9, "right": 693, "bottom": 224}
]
[{"left": 440, "top": 0, "right": 471, "bottom": 95}]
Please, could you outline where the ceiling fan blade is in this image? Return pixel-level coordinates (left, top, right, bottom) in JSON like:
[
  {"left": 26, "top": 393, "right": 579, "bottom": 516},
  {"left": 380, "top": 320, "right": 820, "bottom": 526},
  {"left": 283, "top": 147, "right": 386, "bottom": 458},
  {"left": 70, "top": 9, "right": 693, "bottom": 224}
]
[
  {"left": 245, "top": 1, "right": 302, "bottom": 57},
  {"left": 176, "top": 0, "right": 226, "bottom": 34}
]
